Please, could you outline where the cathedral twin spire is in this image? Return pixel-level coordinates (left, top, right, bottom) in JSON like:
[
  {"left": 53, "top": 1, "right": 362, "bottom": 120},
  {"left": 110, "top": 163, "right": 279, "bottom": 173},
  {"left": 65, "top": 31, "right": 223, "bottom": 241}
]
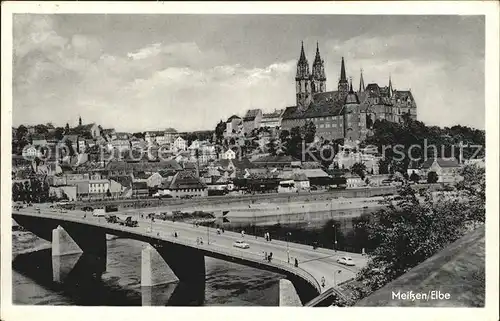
[{"left": 296, "top": 41, "right": 326, "bottom": 109}]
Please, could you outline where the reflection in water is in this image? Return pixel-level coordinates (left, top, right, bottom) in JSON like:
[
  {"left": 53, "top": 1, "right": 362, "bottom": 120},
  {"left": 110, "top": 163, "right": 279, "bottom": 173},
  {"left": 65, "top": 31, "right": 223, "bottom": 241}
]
[{"left": 12, "top": 236, "right": 282, "bottom": 306}]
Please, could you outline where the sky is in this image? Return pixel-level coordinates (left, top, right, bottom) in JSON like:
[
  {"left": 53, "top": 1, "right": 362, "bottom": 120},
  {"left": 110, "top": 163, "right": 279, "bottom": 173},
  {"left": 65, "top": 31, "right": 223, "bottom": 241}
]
[{"left": 13, "top": 14, "right": 485, "bottom": 132}]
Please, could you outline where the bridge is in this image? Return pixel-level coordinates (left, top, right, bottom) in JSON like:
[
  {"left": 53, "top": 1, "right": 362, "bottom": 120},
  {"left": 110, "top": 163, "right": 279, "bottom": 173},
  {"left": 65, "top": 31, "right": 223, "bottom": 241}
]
[{"left": 12, "top": 204, "right": 367, "bottom": 305}]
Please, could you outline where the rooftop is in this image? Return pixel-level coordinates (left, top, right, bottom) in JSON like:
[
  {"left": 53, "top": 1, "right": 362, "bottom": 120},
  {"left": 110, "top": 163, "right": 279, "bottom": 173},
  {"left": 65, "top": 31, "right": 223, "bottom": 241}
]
[{"left": 169, "top": 170, "right": 207, "bottom": 190}]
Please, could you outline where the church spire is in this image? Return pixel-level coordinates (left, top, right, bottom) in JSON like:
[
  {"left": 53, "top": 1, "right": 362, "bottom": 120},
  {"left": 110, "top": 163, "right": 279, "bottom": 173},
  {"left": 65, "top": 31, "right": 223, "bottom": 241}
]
[
  {"left": 296, "top": 41, "right": 312, "bottom": 109},
  {"left": 389, "top": 74, "right": 393, "bottom": 97},
  {"left": 298, "top": 41, "right": 307, "bottom": 64},
  {"left": 340, "top": 57, "right": 347, "bottom": 82},
  {"left": 313, "top": 41, "right": 322, "bottom": 64},
  {"left": 349, "top": 77, "right": 354, "bottom": 93},
  {"left": 312, "top": 41, "right": 326, "bottom": 94},
  {"left": 338, "top": 57, "right": 349, "bottom": 95},
  {"left": 359, "top": 68, "right": 365, "bottom": 93}
]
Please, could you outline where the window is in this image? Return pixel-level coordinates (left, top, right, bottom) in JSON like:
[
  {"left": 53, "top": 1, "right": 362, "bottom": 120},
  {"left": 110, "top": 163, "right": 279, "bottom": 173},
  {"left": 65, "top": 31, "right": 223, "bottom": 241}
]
[
  {"left": 333, "top": 123, "right": 337, "bottom": 128},
  {"left": 325, "top": 123, "right": 330, "bottom": 128},
  {"left": 320, "top": 117, "right": 324, "bottom": 121}
]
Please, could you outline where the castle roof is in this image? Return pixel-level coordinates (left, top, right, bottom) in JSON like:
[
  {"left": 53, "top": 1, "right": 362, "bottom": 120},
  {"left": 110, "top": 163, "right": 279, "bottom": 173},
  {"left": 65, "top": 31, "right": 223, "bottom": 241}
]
[
  {"left": 282, "top": 91, "right": 346, "bottom": 120},
  {"left": 226, "top": 115, "right": 241, "bottom": 123},
  {"left": 262, "top": 109, "right": 284, "bottom": 119},
  {"left": 243, "top": 109, "right": 262, "bottom": 121}
]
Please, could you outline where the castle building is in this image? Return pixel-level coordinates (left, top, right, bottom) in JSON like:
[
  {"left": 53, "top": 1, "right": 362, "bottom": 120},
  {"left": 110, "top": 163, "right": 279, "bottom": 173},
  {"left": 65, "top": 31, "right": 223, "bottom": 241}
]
[{"left": 282, "top": 42, "right": 418, "bottom": 142}]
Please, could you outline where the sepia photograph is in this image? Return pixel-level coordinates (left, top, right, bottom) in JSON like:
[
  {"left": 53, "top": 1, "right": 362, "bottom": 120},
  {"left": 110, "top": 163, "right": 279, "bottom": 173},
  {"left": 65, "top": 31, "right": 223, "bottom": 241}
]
[{"left": 1, "top": 1, "right": 499, "bottom": 320}]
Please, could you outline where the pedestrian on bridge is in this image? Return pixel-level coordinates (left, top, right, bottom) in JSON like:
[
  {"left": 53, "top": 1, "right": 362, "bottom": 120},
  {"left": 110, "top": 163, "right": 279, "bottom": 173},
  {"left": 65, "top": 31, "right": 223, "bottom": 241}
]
[
  {"left": 321, "top": 276, "right": 326, "bottom": 288},
  {"left": 294, "top": 258, "right": 298, "bottom": 268}
]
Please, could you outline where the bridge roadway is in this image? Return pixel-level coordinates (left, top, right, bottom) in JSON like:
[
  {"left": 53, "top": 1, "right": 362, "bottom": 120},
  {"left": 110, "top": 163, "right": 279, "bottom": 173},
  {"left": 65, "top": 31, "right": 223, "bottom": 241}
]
[{"left": 13, "top": 204, "right": 367, "bottom": 297}]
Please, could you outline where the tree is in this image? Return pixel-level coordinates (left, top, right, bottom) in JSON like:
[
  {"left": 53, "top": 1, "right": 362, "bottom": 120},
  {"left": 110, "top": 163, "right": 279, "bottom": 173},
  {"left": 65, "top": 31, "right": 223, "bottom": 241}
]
[
  {"left": 34, "top": 124, "right": 49, "bottom": 135},
  {"left": 267, "top": 137, "right": 277, "bottom": 156},
  {"left": 304, "top": 121, "right": 316, "bottom": 144},
  {"left": 65, "top": 139, "right": 75, "bottom": 156},
  {"left": 427, "top": 171, "right": 438, "bottom": 183},
  {"left": 351, "top": 162, "right": 367, "bottom": 180},
  {"left": 279, "top": 130, "right": 290, "bottom": 143},
  {"left": 79, "top": 116, "right": 82, "bottom": 126},
  {"left": 132, "top": 132, "right": 145, "bottom": 139},
  {"left": 215, "top": 120, "right": 226, "bottom": 143},
  {"left": 65, "top": 123, "right": 70, "bottom": 134},
  {"left": 16, "top": 125, "right": 28, "bottom": 140},
  {"left": 350, "top": 185, "right": 472, "bottom": 299},
  {"left": 409, "top": 171, "right": 420, "bottom": 183},
  {"left": 456, "top": 164, "right": 485, "bottom": 223},
  {"left": 54, "top": 127, "right": 65, "bottom": 140},
  {"left": 106, "top": 189, "right": 112, "bottom": 198}
]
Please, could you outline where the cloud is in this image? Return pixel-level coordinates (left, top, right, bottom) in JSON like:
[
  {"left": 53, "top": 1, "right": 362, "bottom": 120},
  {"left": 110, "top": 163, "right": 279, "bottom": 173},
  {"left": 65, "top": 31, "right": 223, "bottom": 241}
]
[{"left": 12, "top": 15, "right": 485, "bottom": 132}]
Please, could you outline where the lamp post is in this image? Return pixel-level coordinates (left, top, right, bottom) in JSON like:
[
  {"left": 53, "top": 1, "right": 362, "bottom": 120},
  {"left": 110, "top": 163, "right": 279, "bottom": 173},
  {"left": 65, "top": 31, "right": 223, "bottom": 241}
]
[
  {"left": 286, "top": 232, "right": 291, "bottom": 263},
  {"left": 333, "top": 224, "right": 337, "bottom": 252},
  {"left": 207, "top": 222, "right": 210, "bottom": 245}
]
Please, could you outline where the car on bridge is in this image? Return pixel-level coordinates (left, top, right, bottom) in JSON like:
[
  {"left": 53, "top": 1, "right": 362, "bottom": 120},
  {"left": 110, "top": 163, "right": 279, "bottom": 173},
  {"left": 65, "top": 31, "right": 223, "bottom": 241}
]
[
  {"left": 233, "top": 240, "right": 250, "bottom": 249},
  {"left": 337, "top": 256, "right": 355, "bottom": 266}
]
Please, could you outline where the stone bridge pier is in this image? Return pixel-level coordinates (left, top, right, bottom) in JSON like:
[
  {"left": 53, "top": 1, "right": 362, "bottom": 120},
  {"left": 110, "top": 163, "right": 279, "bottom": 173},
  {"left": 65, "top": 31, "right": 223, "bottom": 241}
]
[
  {"left": 51, "top": 224, "right": 107, "bottom": 283},
  {"left": 141, "top": 242, "right": 205, "bottom": 287}
]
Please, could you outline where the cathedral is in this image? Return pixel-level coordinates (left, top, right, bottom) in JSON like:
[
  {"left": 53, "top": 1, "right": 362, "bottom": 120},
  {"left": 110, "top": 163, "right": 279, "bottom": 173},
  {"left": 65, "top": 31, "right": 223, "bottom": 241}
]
[{"left": 281, "top": 42, "right": 418, "bottom": 142}]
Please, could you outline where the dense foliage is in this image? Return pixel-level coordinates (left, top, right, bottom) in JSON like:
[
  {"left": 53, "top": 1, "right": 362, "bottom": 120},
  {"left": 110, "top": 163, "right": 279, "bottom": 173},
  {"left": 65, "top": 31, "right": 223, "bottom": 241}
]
[
  {"left": 364, "top": 115, "right": 485, "bottom": 174},
  {"left": 340, "top": 164, "right": 485, "bottom": 305},
  {"left": 12, "top": 178, "right": 51, "bottom": 203}
]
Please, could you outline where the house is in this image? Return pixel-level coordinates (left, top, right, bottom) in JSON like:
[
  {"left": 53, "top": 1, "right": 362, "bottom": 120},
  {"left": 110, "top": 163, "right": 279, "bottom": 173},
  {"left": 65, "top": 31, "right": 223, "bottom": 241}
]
[
  {"left": 132, "top": 181, "right": 149, "bottom": 197},
  {"left": 225, "top": 115, "right": 242, "bottom": 137},
  {"left": 420, "top": 158, "right": 462, "bottom": 183},
  {"left": 108, "top": 178, "right": 127, "bottom": 197},
  {"left": 260, "top": 109, "right": 284, "bottom": 128},
  {"left": 252, "top": 155, "right": 299, "bottom": 168},
  {"left": 345, "top": 173, "right": 364, "bottom": 189},
  {"left": 114, "top": 132, "right": 130, "bottom": 141},
  {"left": 167, "top": 170, "right": 208, "bottom": 198},
  {"left": 242, "top": 109, "right": 263, "bottom": 134},
  {"left": 407, "top": 161, "right": 421, "bottom": 177},
  {"left": 164, "top": 128, "right": 178, "bottom": 144},
  {"left": 32, "top": 135, "right": 48, "bottom": 147},
  {"left": 173, "top": 136, "right": 187, "bottom": 151},
  {"left": 296, "top": 168, "right": 331, "bottom": 186},
  {"left": 155, "top": 134, "right": 169, "bottom": 146},
  {"left": 89, "top": 179, "right": 110, "bottom": 195},
  {"left": 74, "top": 123, "right": 101, "bottom": 138},
  {"left": 221, "top": 148, "right": 237, "bottom": 160},
  {"left": 146, "top": 172, "right": 163, "bottom": 188},
  {"left": 109, "top": 139, "right": 130, "bottom": 151},
  {"left": 292, "top": 173, "right": 310, "bottom": 190},
  {"left": 102, "top": 128, "right": 116, "bottom": 141}
]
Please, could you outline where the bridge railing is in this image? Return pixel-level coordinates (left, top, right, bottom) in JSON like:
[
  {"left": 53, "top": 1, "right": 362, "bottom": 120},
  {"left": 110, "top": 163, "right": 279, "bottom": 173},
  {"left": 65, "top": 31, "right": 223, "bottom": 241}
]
[{"left": 13, "top": 209, "right": 322, "bottom": 293}]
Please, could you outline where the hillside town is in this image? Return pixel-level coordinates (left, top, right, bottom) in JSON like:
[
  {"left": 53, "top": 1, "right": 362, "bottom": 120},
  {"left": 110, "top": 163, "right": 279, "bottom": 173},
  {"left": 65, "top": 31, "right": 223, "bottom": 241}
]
[{"left": 11, "top": 45, "right": 485, "bottom": 204}]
